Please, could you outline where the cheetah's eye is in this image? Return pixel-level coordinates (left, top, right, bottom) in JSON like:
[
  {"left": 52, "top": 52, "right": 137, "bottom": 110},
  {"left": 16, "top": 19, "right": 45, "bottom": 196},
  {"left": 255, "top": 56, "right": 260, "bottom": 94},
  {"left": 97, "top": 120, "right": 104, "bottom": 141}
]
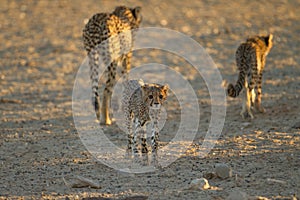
[
  {"left": 159, "top": 95, "right": 163, "bottom": 99},
  {"left": 148, "top": 95, "right": 153, "bottom": 99}
]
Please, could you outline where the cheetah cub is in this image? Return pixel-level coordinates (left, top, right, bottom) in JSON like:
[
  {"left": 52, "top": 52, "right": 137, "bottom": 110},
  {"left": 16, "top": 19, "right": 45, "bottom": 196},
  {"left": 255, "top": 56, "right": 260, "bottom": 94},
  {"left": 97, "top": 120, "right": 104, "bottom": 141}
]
[
  {"left": 122, "top": 79, "right": 168, "bottom": 160},
  {"left": 82, "top": 6, "right": 142, "bottom": 125},
  {"left": 227, "top": 34, "right": 273, "bottom": 119}
]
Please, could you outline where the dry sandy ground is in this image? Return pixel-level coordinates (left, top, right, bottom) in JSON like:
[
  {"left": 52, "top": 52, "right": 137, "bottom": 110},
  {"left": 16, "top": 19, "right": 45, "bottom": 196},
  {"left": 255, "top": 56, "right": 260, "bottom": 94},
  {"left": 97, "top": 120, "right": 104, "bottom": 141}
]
[{"left": 0, "top": 0, "right": 300, "bottom": 199}]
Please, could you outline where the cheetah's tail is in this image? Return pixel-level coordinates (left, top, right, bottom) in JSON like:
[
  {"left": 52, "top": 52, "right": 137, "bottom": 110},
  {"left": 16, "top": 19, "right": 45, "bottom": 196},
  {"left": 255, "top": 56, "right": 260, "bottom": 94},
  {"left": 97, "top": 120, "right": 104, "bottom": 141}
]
[{"left": 227, "top": 71, "right": 245, "bottom": 98}]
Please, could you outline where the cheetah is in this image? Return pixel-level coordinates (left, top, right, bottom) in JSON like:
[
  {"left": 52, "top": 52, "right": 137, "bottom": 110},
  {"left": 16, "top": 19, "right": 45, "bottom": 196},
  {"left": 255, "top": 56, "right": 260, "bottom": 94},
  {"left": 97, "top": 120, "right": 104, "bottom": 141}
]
[
  {"left": 122, "top": 79, "right": 168, "bottom": 162},
  {"left": 227, "top": 34, "right": 273, "bottom": 119},
  {"left": 82, "top": 6, "right": 142, "bottom": 125}
]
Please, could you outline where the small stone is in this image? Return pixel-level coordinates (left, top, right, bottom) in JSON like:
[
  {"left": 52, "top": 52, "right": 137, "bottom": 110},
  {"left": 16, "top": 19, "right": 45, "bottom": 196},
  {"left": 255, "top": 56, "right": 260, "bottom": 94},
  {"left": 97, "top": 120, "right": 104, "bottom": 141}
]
[
  {"left": 203, "top": 172, "right": 217, "bottom": 180},
  {"left": 160, "top": 19, "right": 168, "bottom": 26},
  {"left": 215, "top": 163, "right": 232, "bottom": 179},
  {"left": 292, "top": 121, "right": 300, "bottom": 129},
  {"left": 226, "top": 190, "right": 248, "bottom": 200},
  {"left": 189, "top": 178, "right": 210, "bottom": 190},
  {"left": 63, "top": 175, "right": 101, "bottom": 189}
]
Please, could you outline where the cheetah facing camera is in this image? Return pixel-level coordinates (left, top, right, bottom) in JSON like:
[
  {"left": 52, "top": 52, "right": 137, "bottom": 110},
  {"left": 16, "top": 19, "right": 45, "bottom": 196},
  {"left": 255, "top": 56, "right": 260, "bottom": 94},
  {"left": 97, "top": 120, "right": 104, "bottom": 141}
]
[
  {"left": 122, "top": 80, "right": 168, "bottom": 164},
  {"left": 227, "top": 34, "right": 273, "bottom": 119},
  {"left": 82, "top": 6, "right": 142, "bottom": 125}
]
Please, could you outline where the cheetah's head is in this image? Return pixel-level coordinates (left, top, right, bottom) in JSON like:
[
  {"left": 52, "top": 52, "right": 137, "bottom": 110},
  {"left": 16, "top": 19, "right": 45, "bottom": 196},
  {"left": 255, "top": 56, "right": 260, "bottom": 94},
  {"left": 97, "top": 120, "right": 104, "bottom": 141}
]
[
  {"left": 142, "top": 84, "right": 169, "bottom": 110},
  {"left": 248, "top": 34, "right": 273, "bottom": 55},
  {"left": 131, "top": 6, "right": 142, "bottom": 25},
  {"left": 113, "top": 6, "right": 142, "bottom": 27}
]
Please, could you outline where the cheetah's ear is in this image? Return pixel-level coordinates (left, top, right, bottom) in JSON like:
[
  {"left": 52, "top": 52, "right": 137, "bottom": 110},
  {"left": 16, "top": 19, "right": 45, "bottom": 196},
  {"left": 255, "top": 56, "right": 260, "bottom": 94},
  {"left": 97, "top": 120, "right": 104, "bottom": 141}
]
[
  {"left": 265, "top": 34, "right": 273, "bottom": 47},
  {"left": 138, "top": 79, "right": 144, "bottom": 86},
  {"left": 141, "top": 84, "right": 147, "bottom": 95},
  {"left": 132, "top": 6, "right": 142, "bottom": 21},
  {"left": 268, "top": 34, "right": 273, "bottom": 41},
  {"left": 162, "top": 84, "right": 169, "bottom": 94}
]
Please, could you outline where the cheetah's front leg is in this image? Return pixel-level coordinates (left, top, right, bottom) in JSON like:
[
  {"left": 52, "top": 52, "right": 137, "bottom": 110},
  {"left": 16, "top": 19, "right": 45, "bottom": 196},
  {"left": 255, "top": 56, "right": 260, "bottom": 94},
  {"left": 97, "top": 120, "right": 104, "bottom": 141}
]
[
  {"left": 140, "top": 124, "right": 149, "bottom": 166},
  {"left": 125, "top": 113, "right": 133, "bottom": 157},
  {"left": 151, "top": 124, "right": 159, "bottom": 167},
  {"left": 150, "top": 110, "right": 160, "bottom": 167},
  {"left": 133, "top": 118, "right": 141, "bottom": 157}
]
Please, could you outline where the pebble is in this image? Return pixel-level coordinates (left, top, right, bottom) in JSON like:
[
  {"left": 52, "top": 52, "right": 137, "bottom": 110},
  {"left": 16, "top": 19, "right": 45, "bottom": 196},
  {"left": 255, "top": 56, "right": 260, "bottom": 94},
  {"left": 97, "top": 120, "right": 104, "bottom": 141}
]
[
  {"left": 292, "top": 121, "right": 300, "bottom": 129},
  {"left": 203, "top": 172, "right": 217, "bottom": 179},
  {"left": 160, "top": 19, "right": 168, "bottom": 26},
  {"left": 189, "top": 178, "right": 210, "bottom": 190},
  {"left": 215, "top": 163, "right": 232, "bottom": 179}
]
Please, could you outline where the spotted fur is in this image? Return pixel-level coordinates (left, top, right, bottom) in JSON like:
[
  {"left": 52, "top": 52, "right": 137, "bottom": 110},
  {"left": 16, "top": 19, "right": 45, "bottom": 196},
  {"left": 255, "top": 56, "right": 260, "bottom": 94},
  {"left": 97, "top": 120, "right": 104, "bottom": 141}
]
[
  {"left": 82, "top": 6, "right": 142, "bottom": 125},
  {"left": 227, "top": 34, "right": 273, "bottom": 119},
  {"left": 122, "top": 79, "right": 168, "bottom": 160}
]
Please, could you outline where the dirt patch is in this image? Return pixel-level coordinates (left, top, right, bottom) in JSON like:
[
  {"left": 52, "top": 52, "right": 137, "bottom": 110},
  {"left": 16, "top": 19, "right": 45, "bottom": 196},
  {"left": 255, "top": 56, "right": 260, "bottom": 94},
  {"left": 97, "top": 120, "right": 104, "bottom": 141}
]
[{"left": 0, "top": 0, "right": 299, "bottom": 199}]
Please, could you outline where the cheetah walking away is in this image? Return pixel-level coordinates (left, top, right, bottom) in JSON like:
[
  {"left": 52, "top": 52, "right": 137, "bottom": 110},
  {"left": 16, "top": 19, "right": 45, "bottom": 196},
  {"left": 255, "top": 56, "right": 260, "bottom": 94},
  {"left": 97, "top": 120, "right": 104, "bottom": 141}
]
[
  {"left": 82, "top": 6, "right": 142, "bottom": 125},
  {"left": 227, "top": 34, "right": 273, "bottom": 119}
]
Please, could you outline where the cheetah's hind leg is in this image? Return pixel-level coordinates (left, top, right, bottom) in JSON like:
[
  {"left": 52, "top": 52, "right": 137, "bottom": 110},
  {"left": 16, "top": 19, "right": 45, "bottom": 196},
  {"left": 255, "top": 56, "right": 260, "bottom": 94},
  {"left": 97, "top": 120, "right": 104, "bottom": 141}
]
[
  {"left": 254, "top": 80, "right": 266, "bottom": 113},
  {"left": 241, "top": 88, "right": 254, "bottom": 119},
  {"left": 92, "top": 92, "right": 101, "bottom": 120},
  {"left": 240, "top": 77, "right": 254, "bottom": 119},
  {"left": 100, "top": 61, "right": 118, "bottom": 125}
]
